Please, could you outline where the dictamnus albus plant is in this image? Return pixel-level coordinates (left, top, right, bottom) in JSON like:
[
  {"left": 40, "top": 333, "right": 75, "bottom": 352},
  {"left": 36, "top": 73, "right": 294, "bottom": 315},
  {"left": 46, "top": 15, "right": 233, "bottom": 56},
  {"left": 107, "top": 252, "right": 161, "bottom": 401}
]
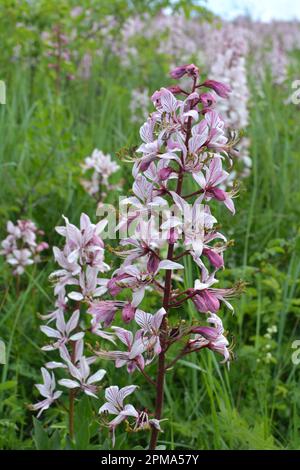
[
  {"left": 32, "top": 64, "right": 243, "bottom": 450},
  {"left": 41, "top": 24, "right": 74, "bottom": 91},
  {"left": 30, "top": 214, "right": 111, "bottom": 438},
  {"left": 80, "top": 149, "right": 120, "bottom": 203},
  {"left": 1, "top": 219, "right": 48, "bottom": 276},
  {"left": 93, "top": 63, "right": 243, "bottom": 449}
]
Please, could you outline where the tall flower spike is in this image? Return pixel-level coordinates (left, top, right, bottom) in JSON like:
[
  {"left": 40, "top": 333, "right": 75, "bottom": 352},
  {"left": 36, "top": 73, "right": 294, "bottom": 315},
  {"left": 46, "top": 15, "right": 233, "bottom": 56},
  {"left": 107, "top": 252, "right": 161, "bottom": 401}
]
[
  {"left": 32, "top": 213, "right": 110, "bottom": 441},
  {"left": 96, "top": 64, "right": 241, "bottom": 449}
]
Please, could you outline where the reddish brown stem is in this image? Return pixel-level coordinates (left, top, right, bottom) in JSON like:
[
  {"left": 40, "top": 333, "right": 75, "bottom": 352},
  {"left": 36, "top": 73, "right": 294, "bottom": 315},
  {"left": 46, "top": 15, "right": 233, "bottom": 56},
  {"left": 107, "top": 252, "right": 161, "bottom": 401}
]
[
  {"left": 138, "top": 366, "right": 157, "bottom": 387},
  {"left": 165, "top": 344, "right": 204, "bottom": 371},
  {"left": 149, "top": 221, "right": 176, "bottom": 450},
  {"left": 171, "top": 288, "right": 190, "bottom": 299},
  {"left": 172, "top": 250, "right": 190, "bottom": 261},
  {"left": 149, "top": 171, "right": 184, "bottom": 450},
  {"left": 183, "top": 188, "right": 204, "bottom": 199},
  {"left": 168, "top": 291, "right": 199, "bottom": 308},
  {"left": 153, "top": 279, "right": 165, "bottom": 291}
]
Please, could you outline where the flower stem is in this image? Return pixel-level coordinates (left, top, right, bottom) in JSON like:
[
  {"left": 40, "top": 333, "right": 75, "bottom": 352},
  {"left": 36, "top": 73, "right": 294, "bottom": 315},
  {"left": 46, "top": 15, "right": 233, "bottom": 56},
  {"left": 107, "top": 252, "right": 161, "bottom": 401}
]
[
  {"left": 149, "top": 244, "right": 174, "bottom": 449},
  {"left": 149, "top": 80, "right": 197, "bottom": 449},
  {"left": 149, "top": 173, "right": 184, "bottom": 450},
  {"left": 138, "top": 366, "right": 157, "bottom": 387}
]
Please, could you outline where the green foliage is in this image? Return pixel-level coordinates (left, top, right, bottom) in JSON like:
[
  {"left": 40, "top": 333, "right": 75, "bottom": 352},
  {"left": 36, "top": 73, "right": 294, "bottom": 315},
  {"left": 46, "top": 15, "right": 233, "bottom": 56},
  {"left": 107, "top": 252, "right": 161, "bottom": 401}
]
[
  {"left": 0, "top": 0, "right": 300, "bottom": 451},
  {"left": 33, "top": 417, "right": 61, "bottom": 450}
]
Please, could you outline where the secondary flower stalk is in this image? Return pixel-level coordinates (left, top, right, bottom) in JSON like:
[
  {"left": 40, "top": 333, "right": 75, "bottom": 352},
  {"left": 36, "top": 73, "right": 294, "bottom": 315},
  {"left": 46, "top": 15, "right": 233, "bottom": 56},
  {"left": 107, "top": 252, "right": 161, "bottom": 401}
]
[{"left": 31, "top": 214, "right": 109, "bottom": 438}]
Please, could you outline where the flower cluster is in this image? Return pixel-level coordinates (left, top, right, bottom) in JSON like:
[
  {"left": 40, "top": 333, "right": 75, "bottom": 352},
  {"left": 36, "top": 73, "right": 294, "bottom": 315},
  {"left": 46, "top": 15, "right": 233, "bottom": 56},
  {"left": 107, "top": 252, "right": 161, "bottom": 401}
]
[
  {"left": 99, "top": 385, "right": 161, "bottom": 446},
  {"left": 41, "top": 24, "right": 74, "bottom": 85},
  {"left": 107, "top": 12, "right": 299, "bottom": 88},
  {"left": 92, "top": 64, "right": 241, "bottom": 448},
  {"left": 32, "top": 64, "right": 242, "bottom": 450},
  {"left": 130, "top": 88, "right": 150, "bottom": 124},
  {"left": 244, "top": 19, "right": 300, "bottom": 86},
  {"left": 1, "top": 220, "right": 48, "bottom": 275},
  {"left": 31, "top": 214, "right": 110, "bottom": 418},
  {"left": 107, "top": 12, "right": 203, "bottom": 68},
  {"left": 81, "top": 149, "right": 120, "bottom": 200},
  {"left": 202, "top": 22, "right": 251, "bottom": 180}
]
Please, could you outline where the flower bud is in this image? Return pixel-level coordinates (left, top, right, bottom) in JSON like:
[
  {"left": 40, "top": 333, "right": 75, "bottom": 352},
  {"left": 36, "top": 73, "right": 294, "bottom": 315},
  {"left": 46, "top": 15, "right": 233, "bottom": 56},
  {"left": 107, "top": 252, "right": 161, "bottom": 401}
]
[
  {"left": 122, "top": 303, "right": 136, "bottom": 323},
  {"left": 202, "top": 79, "right": 231, "bottom": 98},
  {"left": 170, "top": 63, "right": 199, "bottom": 80}
]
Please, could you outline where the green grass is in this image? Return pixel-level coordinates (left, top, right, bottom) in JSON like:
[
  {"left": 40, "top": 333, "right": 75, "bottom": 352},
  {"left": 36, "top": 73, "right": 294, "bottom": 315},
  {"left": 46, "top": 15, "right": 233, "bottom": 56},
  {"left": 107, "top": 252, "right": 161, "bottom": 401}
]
[{"left": 0, "top": 42, "right": 300, "bottom": 450}]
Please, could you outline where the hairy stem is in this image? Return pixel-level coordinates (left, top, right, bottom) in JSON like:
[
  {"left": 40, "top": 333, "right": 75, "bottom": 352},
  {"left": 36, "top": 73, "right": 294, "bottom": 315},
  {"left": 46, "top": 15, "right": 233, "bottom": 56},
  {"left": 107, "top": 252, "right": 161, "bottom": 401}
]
[
  {"left": 168, "top": 291, "right": 199, "bottom": 308},
  {"left": 183, "top": 188, "right": 204, "bottom": 199},
  {"left": 172, "top": 250, "right": 190, "bottom": 261}
]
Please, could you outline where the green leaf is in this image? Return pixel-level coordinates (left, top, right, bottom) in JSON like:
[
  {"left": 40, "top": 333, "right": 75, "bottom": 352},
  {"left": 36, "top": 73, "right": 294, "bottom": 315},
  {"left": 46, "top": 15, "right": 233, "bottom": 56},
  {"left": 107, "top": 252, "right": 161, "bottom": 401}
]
[
  {"left": 74, "top": 396, "right": 91, "bottom": 449},
  {"left": 0, "top": 380, "right": 16, "bottom": 392},
  {"left": 33, "top": 417, "right": 50, "bottom": 450},
  {"left": 33, "top": 418, "right": 62, "bottom": 450},
  {"left": 49, "top": 430, "right": 61, "bottom": 450},
  {"left": 0, "top": 339, "right": 5, "bottom": 364}
]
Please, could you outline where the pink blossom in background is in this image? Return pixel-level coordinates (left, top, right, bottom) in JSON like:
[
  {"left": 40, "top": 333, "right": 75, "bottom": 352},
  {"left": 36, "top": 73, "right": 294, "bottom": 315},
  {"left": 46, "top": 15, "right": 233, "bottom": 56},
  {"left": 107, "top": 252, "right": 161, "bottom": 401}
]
[
  {"left": 130, "top": 88, "right": 150, "bottom": 123},
  {"left": 1, "top": 219, "right": 48, "bottom": 275},
  {"left": 81, "top": 149, "right": 119, "bottom": 199}
]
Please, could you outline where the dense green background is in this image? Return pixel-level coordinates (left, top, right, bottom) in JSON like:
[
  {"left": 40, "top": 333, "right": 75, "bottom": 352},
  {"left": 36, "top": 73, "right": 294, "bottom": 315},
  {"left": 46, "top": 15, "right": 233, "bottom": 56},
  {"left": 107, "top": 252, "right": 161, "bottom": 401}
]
[{"left": 0, "top": 0, "right": 300, "bottom": 450}]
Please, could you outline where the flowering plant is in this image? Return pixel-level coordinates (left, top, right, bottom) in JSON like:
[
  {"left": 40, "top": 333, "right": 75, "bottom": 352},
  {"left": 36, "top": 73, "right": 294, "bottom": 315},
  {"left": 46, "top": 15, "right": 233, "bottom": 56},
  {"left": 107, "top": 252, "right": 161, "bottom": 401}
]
[
  {"left": 41, "top": 24, "right": 75, "bottom": 90},
  {"left": 1, "top": 219, "right": 48, "bottom": 276},
  {"left": 32, "top": 63, "right": 242, "bottom": 450},
  {"left": 94, "top": 63, "right": 242, "bottom": 448},
  {"left": 81, "top": 149, "right": 120, "bottom": 201},
  {"left": 31, "top": 214, "right": 110, "bottom": 437}
]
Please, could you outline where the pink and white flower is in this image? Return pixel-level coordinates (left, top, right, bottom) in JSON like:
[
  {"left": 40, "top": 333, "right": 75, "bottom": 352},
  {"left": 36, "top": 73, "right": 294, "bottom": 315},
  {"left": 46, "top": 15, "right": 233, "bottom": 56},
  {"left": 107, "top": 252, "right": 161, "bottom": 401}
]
[
  {"left": 81, "top": 149, "right": 119, "bottom": 197},
  {"left": 1, "top": 219, "right": 48, "bottom": 275},
  {"left": 99, "top": 385, "right": 138, "bottom": 446},
  {"left": 193, "top": 156, "right": 235, "bottom": 214},
  {"left": 59, "top": 356, "right": 106, "bottom": 398},
  {"left": 98, "top": 326, "right": 146, "bottom": 373},
  {"left": 30, "top": 368, "right": 62, "bottom": 417},
  {"left": 40, "top": 310, "right": 84, "bottom": 351},
  {"left": 135, "top": 308, "right": 166, "bottom": 358},
  {"left": 190, "top": 313, "right": 230, "bottom": 363}
]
